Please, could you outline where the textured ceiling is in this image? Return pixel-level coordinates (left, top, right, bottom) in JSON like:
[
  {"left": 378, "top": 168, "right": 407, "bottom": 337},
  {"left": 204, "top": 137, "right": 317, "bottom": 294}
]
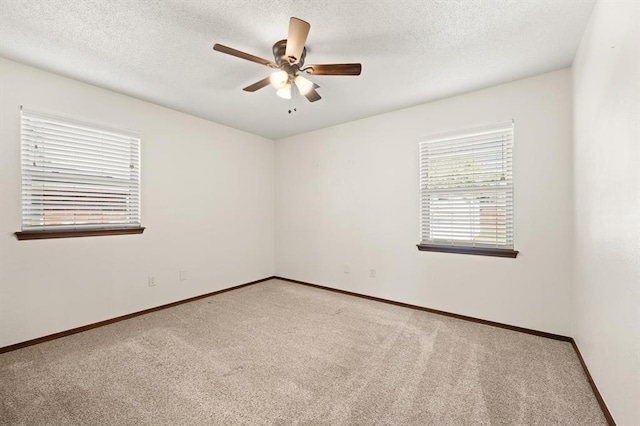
[{"left": 0, "top": 0, "right": 595, "bottom": 140}]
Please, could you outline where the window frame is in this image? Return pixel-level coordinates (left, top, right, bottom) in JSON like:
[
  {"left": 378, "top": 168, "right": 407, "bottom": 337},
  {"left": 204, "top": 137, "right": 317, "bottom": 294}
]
[
  {"left": 417, "top": 121, "right": 518, "bottom": 258},
  {"left": 15, "top": 108, "right": 144, "bottom": 240}
]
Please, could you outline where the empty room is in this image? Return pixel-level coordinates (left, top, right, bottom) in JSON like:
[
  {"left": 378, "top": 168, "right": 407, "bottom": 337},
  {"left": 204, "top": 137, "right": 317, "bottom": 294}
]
[{"left": 0, "top": 0, "right": 638, "bottom": 425}]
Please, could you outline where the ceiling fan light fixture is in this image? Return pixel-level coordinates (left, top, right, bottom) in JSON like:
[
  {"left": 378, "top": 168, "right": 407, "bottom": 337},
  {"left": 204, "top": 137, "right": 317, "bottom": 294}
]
[
  {"left": 276, "top": 84, "right": 292, "bottom": 99},
  {"left": 213, "top": 17, "right": 362, "bottom": 104},
  {"left": 294, "top": 75, "right": 314, "bottom": 95},
  {"left": 269, "top": 70, "right": 289, "bottom": 89}
]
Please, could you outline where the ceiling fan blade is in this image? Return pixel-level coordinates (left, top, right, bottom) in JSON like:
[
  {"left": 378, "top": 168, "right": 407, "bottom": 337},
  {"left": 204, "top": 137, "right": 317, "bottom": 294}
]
[
  {"left": 305, "top": 63, "right": 362, "bottom": 76},
  {"left": 303, "top": 87, "right": 322, "bottom": 102},
  {"left": 243, "top": 76, "right": 271, "bottom": 92},
  {"left": 285, "top": 17, "right": 310, "bottom": 64},
  {"left": 213, "top": 44, "right": 276, "bottom": 68}
]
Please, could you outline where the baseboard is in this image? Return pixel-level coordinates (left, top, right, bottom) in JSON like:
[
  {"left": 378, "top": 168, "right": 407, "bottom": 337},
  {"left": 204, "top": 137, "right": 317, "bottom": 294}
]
[
  {"left": 570, "top": 340, "right": 617, "bottom": 425},
  {"left": 274, "top": 276, "right": 572, "bottom": 341},
  {"left": 0, "top": 274, "right": 616, "bottom": 425},
  {"left": 0, "top": 276, "right": 276, "bottom": 354},
  {"left": 274, "top": 275, "right": 616, "bottom": 426}
]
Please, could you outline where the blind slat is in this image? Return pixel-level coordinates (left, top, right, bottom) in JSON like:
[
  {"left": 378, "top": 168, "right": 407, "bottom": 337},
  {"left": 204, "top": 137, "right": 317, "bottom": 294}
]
[
  {"left": 22, "top": 119, "right": 139, "bottom": 146},
  {"left": 419, "top": 122, "right": 514, "bottom": 249},
  {"left": 21, "top": 110, "right": 141, "bottom": 231}
]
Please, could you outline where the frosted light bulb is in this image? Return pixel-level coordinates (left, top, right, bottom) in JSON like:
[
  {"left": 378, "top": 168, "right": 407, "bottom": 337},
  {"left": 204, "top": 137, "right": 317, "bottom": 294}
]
[
  {"left": 269, "top": 70, "right": 289, "bottom": 89},
  {"left": 294, "top": 75, "right": 314, "bottom": 95},
  {"left": 276, "top": 84, "right": 291, "bottom": 99}
]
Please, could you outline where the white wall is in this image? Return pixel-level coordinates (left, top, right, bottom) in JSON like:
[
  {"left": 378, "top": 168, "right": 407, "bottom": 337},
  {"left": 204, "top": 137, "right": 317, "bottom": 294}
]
[
  {"left": 276, "top": 69, "right": 574, "bottom": 336},
  {"left": 572, "top": 1, "right": 640, "bottom": 425},
  {"left": 0, "top": 58, "right": 275, "bottom": 347}
]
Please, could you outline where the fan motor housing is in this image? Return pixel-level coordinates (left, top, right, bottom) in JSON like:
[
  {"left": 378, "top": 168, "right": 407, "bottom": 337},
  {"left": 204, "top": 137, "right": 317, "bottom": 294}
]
[{"left": 272, "top": 39, "right": 306, "bottom": 68}]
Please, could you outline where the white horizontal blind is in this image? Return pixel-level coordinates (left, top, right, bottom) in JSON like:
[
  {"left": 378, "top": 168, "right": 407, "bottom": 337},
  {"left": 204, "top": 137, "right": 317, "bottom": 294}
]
[
  {"left": 20, "top": 109, "right": 141, "bottom": 231},
  {"left": 419, "top": 122, "right": 514, "bottom": 248}
]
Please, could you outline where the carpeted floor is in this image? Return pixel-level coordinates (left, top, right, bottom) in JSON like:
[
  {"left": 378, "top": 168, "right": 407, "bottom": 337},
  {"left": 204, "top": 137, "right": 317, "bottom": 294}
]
[{"left": 0, "top": 279, "right": 606, "bottom": 425}]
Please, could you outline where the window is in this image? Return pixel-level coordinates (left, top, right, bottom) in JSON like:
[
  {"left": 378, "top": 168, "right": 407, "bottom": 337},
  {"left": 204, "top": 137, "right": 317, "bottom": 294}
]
[
  {"left": 417, "top": 121, "right": 517, "bottom": 258},
  {"left": 16, "top": 109, "right": 143, "bottom": 240}
]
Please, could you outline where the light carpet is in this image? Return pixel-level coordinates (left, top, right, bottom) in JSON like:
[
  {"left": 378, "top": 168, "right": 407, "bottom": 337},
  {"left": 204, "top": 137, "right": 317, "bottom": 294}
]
[{"left": 0, "top": 279, "right": 607, "bottom": 425}]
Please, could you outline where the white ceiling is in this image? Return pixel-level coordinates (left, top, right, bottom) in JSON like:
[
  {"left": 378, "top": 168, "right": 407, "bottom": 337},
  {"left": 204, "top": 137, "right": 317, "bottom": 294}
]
[{"left": 0, "top": 0, "right": 595, "bottom": 140}]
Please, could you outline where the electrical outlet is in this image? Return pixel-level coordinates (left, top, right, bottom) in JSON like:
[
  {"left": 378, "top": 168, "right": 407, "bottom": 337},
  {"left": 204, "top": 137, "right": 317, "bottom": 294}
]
[
  {"left": 370, "top": 269, "right": 376, "bottom": 278},
  {"left": 148, "top": 277, "right": 156, "bottom": 287},
  {"left": 343, "top": 264, "right": 350, "bottom": 274},
  {"left": 179, "top": 270, "right": 188, "bottom": 281}
]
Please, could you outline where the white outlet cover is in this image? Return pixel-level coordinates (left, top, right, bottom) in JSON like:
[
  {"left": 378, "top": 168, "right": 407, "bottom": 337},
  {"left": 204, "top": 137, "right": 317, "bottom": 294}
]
[{"left": 179, "top": 270, "right": 188, "bottom": 281}]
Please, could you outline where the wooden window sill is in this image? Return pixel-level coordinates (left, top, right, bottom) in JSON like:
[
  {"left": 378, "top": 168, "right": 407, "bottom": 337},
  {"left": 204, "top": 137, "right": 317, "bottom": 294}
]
[
  {"left": 417, "top": 244, "right": 519, "bottom": 258},
  {"left": 15, "top": 227, "right": 145, "bottom": 240}
]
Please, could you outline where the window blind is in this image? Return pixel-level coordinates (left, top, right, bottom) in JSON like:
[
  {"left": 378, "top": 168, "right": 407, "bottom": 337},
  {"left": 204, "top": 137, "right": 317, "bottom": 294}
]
[
  {"left": 419, "top": 121, "right": 514, "bottom": 249},
  {"left": 20, "top": 109, "right": 141, "bottom": 231}
]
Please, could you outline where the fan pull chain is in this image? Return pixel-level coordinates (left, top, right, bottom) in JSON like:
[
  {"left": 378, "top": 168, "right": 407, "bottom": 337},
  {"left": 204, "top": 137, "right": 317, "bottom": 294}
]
[{"left": 288, "top": 85, "right": 298, "bottom": 114}]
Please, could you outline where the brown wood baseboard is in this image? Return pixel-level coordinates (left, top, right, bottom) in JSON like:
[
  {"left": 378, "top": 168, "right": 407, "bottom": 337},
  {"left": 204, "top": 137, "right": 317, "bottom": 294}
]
[
  {"left": 570, "top": 340, "right": 617, "bottom": 426},
  {"left": 0, "top": 276, "right": 275, "bottom": 354},
  {"left": 0, "top": 274, "right": 616, "bottom": 425},
  {"left": 275, "top": 276, "right": 571, "bottom": 341},
  {"left": 274, "top": 276, "right": 616, "bottom": 426}
]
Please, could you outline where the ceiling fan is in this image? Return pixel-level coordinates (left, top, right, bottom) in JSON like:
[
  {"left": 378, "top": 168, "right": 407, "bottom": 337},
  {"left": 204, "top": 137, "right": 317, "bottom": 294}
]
[{"left": 213, "top": 17, "right": 362, "bottom": 103}]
